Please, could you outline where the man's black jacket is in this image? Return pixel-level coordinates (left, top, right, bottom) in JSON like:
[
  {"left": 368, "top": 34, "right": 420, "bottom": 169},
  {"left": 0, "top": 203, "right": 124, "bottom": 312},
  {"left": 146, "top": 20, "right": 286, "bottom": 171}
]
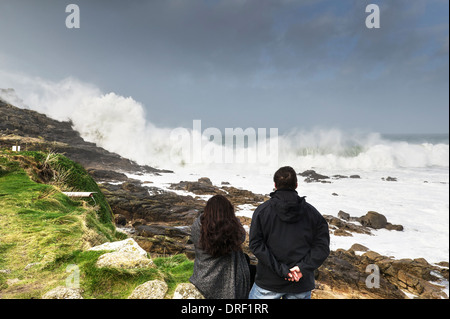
[{"left": 249, "top": 188, "right": 330, "bottom": 293}]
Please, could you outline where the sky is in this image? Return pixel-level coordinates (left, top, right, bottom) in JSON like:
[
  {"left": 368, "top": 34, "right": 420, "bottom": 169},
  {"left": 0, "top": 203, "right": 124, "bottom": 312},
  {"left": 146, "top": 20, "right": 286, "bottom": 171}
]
[{"left": 0, "top": 0, "right": 448, "bottom": 134}]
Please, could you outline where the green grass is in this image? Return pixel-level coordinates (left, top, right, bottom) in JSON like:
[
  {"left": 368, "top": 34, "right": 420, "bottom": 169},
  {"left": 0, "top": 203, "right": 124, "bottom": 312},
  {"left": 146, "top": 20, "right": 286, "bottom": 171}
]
[
  {"left": 44, "top": 251, "right": 193, "bottom": 299},
  {"left": 0, "top": 150, "right": 194, "bottom": 298}
]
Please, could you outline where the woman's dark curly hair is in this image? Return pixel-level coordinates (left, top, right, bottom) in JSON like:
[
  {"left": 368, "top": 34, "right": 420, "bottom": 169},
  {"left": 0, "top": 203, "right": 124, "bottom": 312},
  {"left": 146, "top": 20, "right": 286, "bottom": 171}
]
[{"left": 200, "top": 195, "right": 245, "bottom": 258}]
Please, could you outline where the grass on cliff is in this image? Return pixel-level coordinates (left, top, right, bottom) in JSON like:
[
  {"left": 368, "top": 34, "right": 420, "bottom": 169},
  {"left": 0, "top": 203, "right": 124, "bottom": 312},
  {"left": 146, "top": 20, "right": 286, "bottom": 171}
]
[{"left": 0, "top": 150, "right": 194, "bottom": 298}]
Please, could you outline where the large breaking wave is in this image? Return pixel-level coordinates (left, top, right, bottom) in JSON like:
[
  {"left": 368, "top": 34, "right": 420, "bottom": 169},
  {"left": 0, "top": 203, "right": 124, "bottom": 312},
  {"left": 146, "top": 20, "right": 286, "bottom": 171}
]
[{"left": 1, "top": 72, "right": 448, "bottom": 172}]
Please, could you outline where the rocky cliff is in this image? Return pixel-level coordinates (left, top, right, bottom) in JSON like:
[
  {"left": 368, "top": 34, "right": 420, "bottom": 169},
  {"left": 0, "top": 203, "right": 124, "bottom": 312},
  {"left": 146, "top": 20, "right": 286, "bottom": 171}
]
[{"left": 0, "top": 98, "right": 168, "bottom": 174}]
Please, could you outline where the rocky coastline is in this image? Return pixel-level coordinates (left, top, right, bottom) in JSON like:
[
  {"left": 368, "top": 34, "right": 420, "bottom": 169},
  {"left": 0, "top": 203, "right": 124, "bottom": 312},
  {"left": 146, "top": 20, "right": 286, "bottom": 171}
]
[
  {"left": 99, "top": 173, "right": 449, "bottom": 299},
  {"left": 1, "top": 99, "right": 448, "bottom": 299}
]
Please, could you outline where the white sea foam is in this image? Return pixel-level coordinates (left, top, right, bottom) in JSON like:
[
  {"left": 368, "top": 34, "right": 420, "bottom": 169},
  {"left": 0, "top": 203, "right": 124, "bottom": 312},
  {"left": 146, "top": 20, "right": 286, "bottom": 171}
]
[{"left": 1, "top": 72, "right": 448, "bottom": 173}]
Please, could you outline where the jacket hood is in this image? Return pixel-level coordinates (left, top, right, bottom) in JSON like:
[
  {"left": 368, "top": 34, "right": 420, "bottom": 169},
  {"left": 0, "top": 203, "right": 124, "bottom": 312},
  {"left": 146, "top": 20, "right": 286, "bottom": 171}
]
[{"left": 269, "top": 189, "right": 305, "bottom": 223}]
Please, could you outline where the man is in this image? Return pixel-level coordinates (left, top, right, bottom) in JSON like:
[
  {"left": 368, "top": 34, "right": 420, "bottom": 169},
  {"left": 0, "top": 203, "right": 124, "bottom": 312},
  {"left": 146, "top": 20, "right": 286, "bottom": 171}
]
[{"left": 249, "top": 166, "right": 330, "bottom": 299}]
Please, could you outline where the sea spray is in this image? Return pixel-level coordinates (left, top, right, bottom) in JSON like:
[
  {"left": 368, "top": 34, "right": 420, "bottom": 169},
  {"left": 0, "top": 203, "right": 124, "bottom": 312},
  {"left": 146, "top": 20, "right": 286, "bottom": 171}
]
[{"left": 1, "top": 73, "right": 448, "bottom": 172}]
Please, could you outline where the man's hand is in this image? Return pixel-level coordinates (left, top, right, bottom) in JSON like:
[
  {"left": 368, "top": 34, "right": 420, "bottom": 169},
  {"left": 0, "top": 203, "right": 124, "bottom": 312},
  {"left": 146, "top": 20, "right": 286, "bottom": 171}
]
[{"left": 285, "top": 266, "right": 302, "bottom": 282}]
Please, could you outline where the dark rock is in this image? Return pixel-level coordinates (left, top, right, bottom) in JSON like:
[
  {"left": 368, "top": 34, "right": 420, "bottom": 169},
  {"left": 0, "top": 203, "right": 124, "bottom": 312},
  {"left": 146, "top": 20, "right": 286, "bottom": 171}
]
[
  {"left": 131, "top": 219, "right": 147, "bottom": 227},
  {"left": 169, "top": 179, "right": 267, "bottom": 208},
  {"left": 298, "top": 170, "right": 330, "bottom": 183},
  {"left": 359, "top": 211, "right": 387, "bottom": 229},
  {"left": 323, "top": 214, "right": 372, "bottom": 236},
  {"left": 0, "top": 100, "right": 170, "bottom": 175},
  {"left": 114, "top": 214, "right": 127, "bottom": 226},
  {"left": 87, "top": 169, "right": 129, "bottom": 182},
  {"left": 332, "top": 175, "right": 348, "bottom": 179},
  {"left": 356, "top": 211, "right": 404, "bottom": 231},
  {"left": 325, "top": 210, "right": 404, "bottom": 237},
  {"left": 198, "top": 177, "right": 212, "bottom": 185},
  {"left": 170, "top": 179, "right": 217, "bottom": 195},
  {"left": 385, "top": 223, "right": 404, "bottom": 231},
  {"left": 135, "top": 225, "right": 190, "bottom": 239},
  {"left": 338, "top": 210, "right": 350, "bottom": 221},
  {"left": 100, "top": 179, "right": 204, "bottom": 227},
  {"left": 333, "top": 229, "right": 352, "bottom": 236},
  {"left": 314, "top": 249, "right": 406, "bottom": 299}
]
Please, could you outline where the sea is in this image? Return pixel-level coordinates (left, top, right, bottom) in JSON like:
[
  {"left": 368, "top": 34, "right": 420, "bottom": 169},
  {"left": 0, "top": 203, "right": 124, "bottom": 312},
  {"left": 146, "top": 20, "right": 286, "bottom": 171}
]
[
  {"left": 122, "top": 129, "right": 449, "bottom": 297},
  {"left": 123, "top": 131, "right": 449, "bottom": 267}
]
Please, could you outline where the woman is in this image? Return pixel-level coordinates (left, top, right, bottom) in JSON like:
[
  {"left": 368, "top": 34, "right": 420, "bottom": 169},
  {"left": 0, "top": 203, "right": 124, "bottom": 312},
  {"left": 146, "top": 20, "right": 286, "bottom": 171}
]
[{"left": 189, "top": 195, "right": 252, "bottom": 299}]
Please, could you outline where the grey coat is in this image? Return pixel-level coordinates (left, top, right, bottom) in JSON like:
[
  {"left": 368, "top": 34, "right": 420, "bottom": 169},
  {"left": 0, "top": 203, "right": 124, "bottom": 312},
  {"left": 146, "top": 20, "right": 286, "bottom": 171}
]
[{"left": 189, "top": 215, "right": 251, "bottom": 299}]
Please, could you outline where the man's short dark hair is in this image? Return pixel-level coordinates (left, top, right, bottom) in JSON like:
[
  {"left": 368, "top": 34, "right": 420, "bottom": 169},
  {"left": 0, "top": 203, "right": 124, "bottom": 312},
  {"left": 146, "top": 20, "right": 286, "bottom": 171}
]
[{"left": 274, "top": 166, "right": 297, "bottom": 190}]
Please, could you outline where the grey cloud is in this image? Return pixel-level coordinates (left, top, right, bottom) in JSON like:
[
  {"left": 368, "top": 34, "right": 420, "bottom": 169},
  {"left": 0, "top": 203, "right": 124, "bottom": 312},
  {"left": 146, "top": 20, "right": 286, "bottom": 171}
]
[{"left": 0, "top": 0, "right": 448, "bottom": 133}]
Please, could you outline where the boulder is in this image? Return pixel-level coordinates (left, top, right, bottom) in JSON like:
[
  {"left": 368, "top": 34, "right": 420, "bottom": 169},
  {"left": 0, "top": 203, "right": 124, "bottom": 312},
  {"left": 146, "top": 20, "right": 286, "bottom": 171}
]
[
  {"left": 315, "top": 249, "right": 406, "bottom": 299},
  {"left": 323, "top": 214, "right": 372, "bottom": 236},
  {"left": 96, "top": 251, "right": 154, "bottom": 269},
  {"left": 42, "top": 286, "right": 83, "bottom": 299},
  {"left": 358, "top": 211, "right": 404, "bottom": 231},
  {"left": 135, "top": 225, "right": 190, "bottom": 239},
  {"left": 385, "top": 223, "right": 404, "bottom": 231},
  {"left": 88, "top": 238, "right": 148, "bottom": 257},
  {"left": 170, "top": 178, "right": 217, "bottom": 195},
  {"left": 114, "top": 214, "right": 127, "bottom": 226},
  {"left": 298, "top": 170, "right": 330, "bottom": 183},
  {"left": 128, "top": 280, "right": 168, "bottom": 299},
  {"left": 348, "top": 243, "right": 370, "bottom": 253},
  {"left": 100, "top": 181, "right": 204, "bottom": 226},
  {"left": 337, "top": 210, "right": 350, "bottom": 221},
  {"left": 361, "top": 252, "right": 448, "bottom": 299},
  {"left": 359, "top": 211, "right": 387, "bottom": 229},
  {"left": 173, "top": 283, "right": 205, "bottom": 299}
]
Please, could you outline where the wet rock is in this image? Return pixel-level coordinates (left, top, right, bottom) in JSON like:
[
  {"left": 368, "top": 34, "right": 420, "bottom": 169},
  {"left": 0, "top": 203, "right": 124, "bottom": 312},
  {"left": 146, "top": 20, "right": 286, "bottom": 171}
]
[
  {"left": 329, "top": 211, "right": 404, "bottom": 234},
  {"left": 101, "top": 181, "right": 204, "bottom": 226},
  {"left": 359, "top": 211, "right": 403, "bottom": 231},
  {"left": 170, "top": 178, "right": 217, "bottom": 195},
  {"left": 315, "top": 249, "right": 406, "bottom": 299},
  {"left": 337, "top": 210, "right": 350, "bottom": 221},
  {"left": 135, "top": 225, "right": 190, "bottom": 239},
  {"left": 359, "top": 211, "right": 387, "bottom": 229},
  {"left": 298, "top": 170, "right": 330, "bottom": 182},
  {"left": 323, "top": 214, "right": 372, "bottom": 236},
  {"left": 348, "top": 243, "right": 370, "bottom": 253}
]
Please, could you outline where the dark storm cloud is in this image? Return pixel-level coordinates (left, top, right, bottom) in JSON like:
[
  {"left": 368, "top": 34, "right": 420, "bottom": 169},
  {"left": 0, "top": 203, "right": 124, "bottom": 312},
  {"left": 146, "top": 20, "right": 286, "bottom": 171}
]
[{"left": 0, "top": 0, "right": 448, "bottom": 133}]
